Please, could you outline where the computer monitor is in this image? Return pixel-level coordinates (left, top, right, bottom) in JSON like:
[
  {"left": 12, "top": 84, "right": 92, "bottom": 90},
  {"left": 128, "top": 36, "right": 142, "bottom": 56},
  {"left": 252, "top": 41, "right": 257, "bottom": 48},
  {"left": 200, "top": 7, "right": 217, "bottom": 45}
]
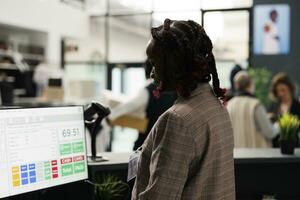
[{"left": 0, "top": 106, "right": 88, "bottom": 198}]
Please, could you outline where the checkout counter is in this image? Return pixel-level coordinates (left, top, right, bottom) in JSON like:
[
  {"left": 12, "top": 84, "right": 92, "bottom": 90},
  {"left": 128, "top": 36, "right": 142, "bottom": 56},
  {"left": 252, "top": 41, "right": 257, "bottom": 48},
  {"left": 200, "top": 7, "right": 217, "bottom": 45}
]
[
  {"left": 2, "top": 98, "right": 299, "bottom": 199},
  {"left": 88, "top": 148, "right": 300, "bottom": 199}
]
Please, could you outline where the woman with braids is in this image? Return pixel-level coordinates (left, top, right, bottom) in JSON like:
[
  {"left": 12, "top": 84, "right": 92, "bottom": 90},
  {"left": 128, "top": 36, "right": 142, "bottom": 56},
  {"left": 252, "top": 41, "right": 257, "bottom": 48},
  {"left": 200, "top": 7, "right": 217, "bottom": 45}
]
[{"left": 131, "top": 19, "right": 235, "bottom": 200}]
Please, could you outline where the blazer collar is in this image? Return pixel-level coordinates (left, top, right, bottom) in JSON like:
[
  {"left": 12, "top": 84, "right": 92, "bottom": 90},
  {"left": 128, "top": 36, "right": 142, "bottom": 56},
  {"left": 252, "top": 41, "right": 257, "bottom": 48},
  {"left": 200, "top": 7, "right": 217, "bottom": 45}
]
[
  {"left": 177, "top": 83, "right": 213, "bottom": 102},
  {"left": 190, "top": 83, "right": 213, "bottom": 97}
]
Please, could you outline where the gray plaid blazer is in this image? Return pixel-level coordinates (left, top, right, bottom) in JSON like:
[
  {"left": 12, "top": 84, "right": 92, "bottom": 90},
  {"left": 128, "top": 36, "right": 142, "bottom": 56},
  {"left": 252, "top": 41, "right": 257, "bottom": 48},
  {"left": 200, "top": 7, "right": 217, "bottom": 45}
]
[{"left": 132, "top": 83, "right": 235, "bottom": 200}]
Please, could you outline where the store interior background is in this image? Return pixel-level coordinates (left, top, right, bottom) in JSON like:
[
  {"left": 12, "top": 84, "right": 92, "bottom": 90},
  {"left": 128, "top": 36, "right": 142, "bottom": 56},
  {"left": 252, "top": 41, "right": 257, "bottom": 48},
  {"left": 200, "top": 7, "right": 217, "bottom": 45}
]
[{"left": 0, "top": 0, "right": 299, "bottom": 152}]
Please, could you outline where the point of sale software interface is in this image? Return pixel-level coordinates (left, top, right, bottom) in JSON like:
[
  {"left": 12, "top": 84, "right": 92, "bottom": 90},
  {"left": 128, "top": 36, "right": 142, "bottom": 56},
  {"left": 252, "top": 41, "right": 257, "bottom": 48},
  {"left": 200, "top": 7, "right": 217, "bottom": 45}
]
[{"left": 0, "top": 106, "right": 88, "bottom": 198}]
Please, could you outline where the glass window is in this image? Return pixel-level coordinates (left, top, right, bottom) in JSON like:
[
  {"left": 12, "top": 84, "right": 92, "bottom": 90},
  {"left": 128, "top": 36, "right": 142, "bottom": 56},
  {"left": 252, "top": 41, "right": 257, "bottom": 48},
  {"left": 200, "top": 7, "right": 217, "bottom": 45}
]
[
  {"left": 123, "top": 67, "right": 146, "bottom": 95},
  {"left": 89, "top": 17, "right": 106, "bottom": 61},
  {"left": 111, "top": 66, "right": 146, "bottom": 95},
  {"left": 153, "top": 0, "right": 201, "bottom": 11},
  {"left": 109, "top": 0, "right": 152, "bottom": 14},
  {"left": 64, "top": 63, "right": 107, "bottom": 101},
  {"left": 64, "top": 18, "right": 106, "bottom": 62},
  {"left": 108, "top": 15, "right": 151, "bottom": 63},
  {"left": 111, "top": 66, "right": 146, "bottom": 152},
  {"left": 201, "top": 0, "right": 252, "bottom": 10},
  {"left": 112, "top": 67, "right": 122, "bottom": 94},
  {"left": 203, "top": 11, "right": 249, "bottom": 62},
  {"left": 152, "top": 11, "right": 201, "bottom": 27},
  {"left": 86, "top": 0, "right": 107, "bottom": 15},
  {"left": 215, "top": 61, "right": 241, "bottom": 89}
]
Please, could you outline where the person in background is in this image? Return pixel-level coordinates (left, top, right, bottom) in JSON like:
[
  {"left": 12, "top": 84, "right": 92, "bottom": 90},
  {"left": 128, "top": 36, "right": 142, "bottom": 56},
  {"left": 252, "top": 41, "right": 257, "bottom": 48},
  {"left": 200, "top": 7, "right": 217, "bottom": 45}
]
[
  {"left": 268, "top": 73, "right": 300, "bottom": 146},
  {"left": 132, "top": 19, "right": 235, "bottom": 200},
  {"left": 109, "top": 60, "right": 177, "bottom": 150},
  {"left": 227, "top": 71, "right": 278, "bottom": 148},
  {"left": 226, "top": 64, "right": 243, "bottom": 100}
]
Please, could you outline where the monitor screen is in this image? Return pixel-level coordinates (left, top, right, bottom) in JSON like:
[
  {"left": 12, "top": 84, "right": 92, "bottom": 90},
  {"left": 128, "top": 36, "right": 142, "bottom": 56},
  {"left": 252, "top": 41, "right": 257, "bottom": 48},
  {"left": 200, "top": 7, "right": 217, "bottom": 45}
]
[{"left": 0, "top": 106, "right": 88, "bottom": 198}]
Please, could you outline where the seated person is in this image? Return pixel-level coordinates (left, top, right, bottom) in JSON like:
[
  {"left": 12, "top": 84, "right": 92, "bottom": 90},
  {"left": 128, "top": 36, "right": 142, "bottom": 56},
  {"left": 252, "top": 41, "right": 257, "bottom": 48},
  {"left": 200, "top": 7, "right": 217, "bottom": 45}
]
[
  {"left": 268, "top": 73, "right": 300, "bottom": 146},
  {"left": 227, "top": 71, "right": 278, "bottom": 148}
]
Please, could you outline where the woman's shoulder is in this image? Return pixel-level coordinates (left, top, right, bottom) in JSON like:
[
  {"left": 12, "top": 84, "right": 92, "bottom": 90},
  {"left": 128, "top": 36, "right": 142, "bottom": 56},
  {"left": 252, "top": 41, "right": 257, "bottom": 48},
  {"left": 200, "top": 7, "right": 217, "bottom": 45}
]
[
  {"left": 158, "top": 107, "right": 184, "bottom": 123},
  {"left": 152, "top": 107, "right": 192, "bottom": 132}
]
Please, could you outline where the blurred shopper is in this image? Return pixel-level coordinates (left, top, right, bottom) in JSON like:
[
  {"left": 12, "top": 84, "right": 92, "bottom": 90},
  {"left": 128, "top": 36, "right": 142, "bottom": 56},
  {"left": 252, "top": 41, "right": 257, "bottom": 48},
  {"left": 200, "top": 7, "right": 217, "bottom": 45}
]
[
  {"left": 269, "top": 73, "right": 300, "bottom": 119},
  {"left": 109, "top": 60, "right": 177, "bottom": 150},
  {"left": 269, "top": 73, "right": 300, "bottom": 147},
  {"left": 226, "top": 64, "right": 243, "bottom": 100},
  {"left": 132, "top": 19, "right": 235, "bottom": 200},
  {"left": 227, "top": 71, "right": 278, "bottom": 148}
]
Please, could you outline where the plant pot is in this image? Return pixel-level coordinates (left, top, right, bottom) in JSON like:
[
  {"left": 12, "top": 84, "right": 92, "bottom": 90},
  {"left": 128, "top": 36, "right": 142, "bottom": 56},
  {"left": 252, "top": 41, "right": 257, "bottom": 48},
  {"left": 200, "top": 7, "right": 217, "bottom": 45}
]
[{"left": 280, "top": 139, "right": 296, "bottom": 155}]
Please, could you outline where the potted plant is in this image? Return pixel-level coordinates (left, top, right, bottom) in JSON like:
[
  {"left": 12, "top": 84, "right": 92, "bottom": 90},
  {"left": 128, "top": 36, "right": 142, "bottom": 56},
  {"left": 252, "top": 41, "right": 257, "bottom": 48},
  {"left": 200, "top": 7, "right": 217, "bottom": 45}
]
[
  {"left": 248, "top": 67, "right": 273, "bottom": 108},
  {"left": 94, "top": 175, "right": 129, "bottom": 200},
  {"left": 279, "top": 114, "right": 300, "bottom": 155}
]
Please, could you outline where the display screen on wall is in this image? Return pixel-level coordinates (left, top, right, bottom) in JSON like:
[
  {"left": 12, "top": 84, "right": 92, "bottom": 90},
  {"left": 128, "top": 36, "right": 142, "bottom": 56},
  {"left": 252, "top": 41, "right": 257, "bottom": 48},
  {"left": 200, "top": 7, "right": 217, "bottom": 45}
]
[{"left": 253, "top": 4, "right": 290, "bottom": 55}]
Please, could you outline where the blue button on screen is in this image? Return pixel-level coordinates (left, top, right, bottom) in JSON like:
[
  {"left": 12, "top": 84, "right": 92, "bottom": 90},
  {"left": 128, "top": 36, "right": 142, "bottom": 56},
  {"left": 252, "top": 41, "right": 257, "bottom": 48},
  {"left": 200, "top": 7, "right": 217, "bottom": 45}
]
[
  {"left": 29, "top": 171, "right": 36, "bottom": 177},
  {"left": 21, "top": 179, "right": 28, "bottom": 185},
  {"left": 29, "top": 164, "right": 36, "bottom": 170},
  {"left": 30, "top": 177, "right": 36, "bottom": 183},
  {"left": 21, "top": 165, "right": 28, "bottom": 172},
  {"left": 21, "top": 172, "right": 28, "bottom": 178}
]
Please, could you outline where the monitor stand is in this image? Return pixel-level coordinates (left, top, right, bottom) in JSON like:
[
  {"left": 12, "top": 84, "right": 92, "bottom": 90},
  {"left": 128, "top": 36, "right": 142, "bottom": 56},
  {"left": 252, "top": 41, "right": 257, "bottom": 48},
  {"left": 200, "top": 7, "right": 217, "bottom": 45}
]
[{"left": 88, "top": 155, "right": 108, "bottom": 162}]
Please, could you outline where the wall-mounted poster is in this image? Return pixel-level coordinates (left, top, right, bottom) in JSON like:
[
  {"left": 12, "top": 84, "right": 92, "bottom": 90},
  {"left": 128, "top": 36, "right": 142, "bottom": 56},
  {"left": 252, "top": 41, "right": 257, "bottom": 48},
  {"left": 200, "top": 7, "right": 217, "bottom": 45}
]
[{"left": 253, "top": 4, "right": 290, "bottom": 55}]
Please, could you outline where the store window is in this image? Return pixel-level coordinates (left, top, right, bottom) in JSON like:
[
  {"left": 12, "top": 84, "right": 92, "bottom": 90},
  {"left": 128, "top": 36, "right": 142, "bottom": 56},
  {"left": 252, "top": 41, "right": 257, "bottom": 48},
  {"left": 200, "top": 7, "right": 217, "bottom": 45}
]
[
  {"left": 203, "top": 9, "right": 250, "bottom": 88},
  {"left": 108, "top": 15, "right": 151, "bottom": 63}
]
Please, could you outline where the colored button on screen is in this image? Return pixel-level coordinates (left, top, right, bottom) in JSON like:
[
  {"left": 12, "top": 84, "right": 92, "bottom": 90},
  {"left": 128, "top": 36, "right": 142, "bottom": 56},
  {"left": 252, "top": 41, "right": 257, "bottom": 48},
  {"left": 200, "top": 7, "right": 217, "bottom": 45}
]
[
  {"left": 12, "top": 166, "right": 19, "bottom": 173},
  {"left": 21, "top": 165, "right": 28, "bottom": 172},
  {"left": 12, "top": 174, "right": 19, "bottom": 180},
  {"left": 51, "top": 160, "right": 57, "bottom": 166},
  {"left": 72, "top": 141, "right": 84, "bottom": 153},
  {"left": 21, "top": 179, "right": 28, "bottom": 185},
  {"left": 73, "top": 155, "right": 84, "bottom": 162},
  {"left": 21, "top": 172, "right": 28, "bottom": 179},
  {"left": 61, "top": 164, "right": 73, "bottom": 176},
  {"left": 44, "top": 161, "right": 50, "bottom": 168},
  {"left": 60, "top": 143, "right": 72, "bottom": 155},
  {"left": 13, "top": 180, "right": 20, "bottom": 187},
  {"left": 61, "top": 157, "right": 72, "bottom": 164},
  {"left": 30, "top": 177, "right": 36, "bottom": 183},
  {"left": 29, "top": 164, "right": 36, "bottom": 170},
  {"left": 74, "top": 162, "right": 85, "bottom": 174},
  {"left": 29, "top": 171, "right": 36, "bottom": 177}
]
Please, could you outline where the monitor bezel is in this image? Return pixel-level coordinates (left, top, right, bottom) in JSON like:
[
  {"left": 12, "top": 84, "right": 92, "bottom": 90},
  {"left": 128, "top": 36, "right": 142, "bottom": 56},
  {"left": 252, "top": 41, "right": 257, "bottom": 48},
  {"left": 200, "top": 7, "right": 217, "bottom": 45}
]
[{"left": 0, "top": 105, "right": 89, "bottom": 198}]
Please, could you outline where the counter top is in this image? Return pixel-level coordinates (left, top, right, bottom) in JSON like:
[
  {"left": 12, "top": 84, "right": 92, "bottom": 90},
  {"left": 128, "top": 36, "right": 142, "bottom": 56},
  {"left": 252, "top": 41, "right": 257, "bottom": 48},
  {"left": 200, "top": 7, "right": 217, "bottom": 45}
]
[
  {"left": 88, "top": 148, "right": 300, "bottom": 170},
  {"left": 234, "top": 148, "right": 300, "bottom": 164},
  {"left": 88, "top": 152, "right": 131, "bottom": 171}
]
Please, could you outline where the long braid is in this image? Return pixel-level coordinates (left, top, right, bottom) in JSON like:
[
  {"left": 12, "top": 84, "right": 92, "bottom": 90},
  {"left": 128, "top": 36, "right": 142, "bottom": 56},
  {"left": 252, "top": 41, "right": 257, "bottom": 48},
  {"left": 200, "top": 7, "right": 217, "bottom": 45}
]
[
  {"left": 187, "top": 20, "right": 226, "bottom": 100},
  {"left": 208, "top": 52, "right": 225, "bottom": 99}
]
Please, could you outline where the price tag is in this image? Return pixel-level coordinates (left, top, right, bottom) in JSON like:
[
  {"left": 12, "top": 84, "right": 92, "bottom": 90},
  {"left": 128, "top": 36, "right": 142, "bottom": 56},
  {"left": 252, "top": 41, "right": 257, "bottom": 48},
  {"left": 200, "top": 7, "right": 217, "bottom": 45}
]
[{"left": 127, "top": 151, "right": 140, "bottom": 182}]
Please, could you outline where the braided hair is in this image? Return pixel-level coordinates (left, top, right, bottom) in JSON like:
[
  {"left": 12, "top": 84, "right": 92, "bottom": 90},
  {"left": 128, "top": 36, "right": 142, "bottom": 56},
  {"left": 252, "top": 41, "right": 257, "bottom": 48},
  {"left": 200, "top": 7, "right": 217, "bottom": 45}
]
[{"left": 146, "top": 18, "right": 225, "bottom": 100}]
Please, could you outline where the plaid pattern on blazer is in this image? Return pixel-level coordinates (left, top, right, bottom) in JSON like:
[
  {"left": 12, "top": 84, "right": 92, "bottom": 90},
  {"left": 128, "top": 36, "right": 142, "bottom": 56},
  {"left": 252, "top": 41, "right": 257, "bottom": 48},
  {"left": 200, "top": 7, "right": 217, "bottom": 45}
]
[{"left": 132, "top": 83, "right": 235, "bottom": 200}]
